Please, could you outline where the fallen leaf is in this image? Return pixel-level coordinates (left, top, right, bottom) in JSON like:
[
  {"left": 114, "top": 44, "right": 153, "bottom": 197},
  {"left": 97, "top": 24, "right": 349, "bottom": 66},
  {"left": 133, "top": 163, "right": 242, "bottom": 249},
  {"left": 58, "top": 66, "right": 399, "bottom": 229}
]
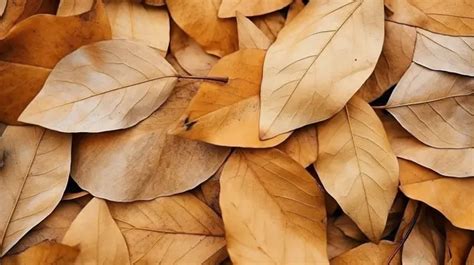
[
  {"left": 62, "top": 198, "right": 130, "bottom": 265},
  {"left": 201, "top": 167, "right": 224, "bottom": 215},
  {"left": 0, "top": 0, "right": 111, "bottom": 124},
  {"left": 381, "top": 111, "right": 474, "bottom": 177},
  {"left": 444, "top": 221, "right": 473, "bottom": 265},
  {"left": 334, "top": 215, "right": 366, "bottom": 242},
  {"left": 167, "top": 0, "right": 238, "bottom": 57},
  {"left": 220, "top": 148, "right": 329, "bottom": 264},
  {"left": 467, "top": 247, "right": 474, "bottom": 264},
  {"left": 385, "top": 63, "right": 474, "bottom": 149},
  {"left": 0, "top": 0, "right": 44, "bottom": 37},
  {"left": 108, "top": 193, "right": 228, "bottom": 264},
  {"left": 62, "top": 191, "right": 89, "bottom": 201},
  {"left": 105, "top": 0, "right": 170, "bottom": 55},
  {"left": 327, "top": 218, "right": 361, "bottom": 259},
  {"left": 259, "top": 0, "right": 384, "bottom": 139},
  {"left": 251, "top": 11, "right": 284, "bottom": 41},
  {"left": 19, "top": 40, "right": 178, "bottom": 133},
  {"left": 395, "top": 199, "right": 418, "bottom": 242},
  {"left": 285, "top": 0, "right": 305, "bottom": 25},
  {"left": 385, "top": 0, "right": 474, "bottom": 36},
  {"left": 57, "top": 0, "right": 94, "bottom": 15},
  {"left": 236, "top": 12, "right": 271, "bottom": 50},
  {"left": 143, "top": 0, "right": 165, "bottom": 6},
  {"left": 357, "top": 21, "right": 416, "bottom": 102},
  {"left": 413, "top": 29, "right": 474, "bottom": 77},
  {"left": 2, "top": 241, "right": 79, "bottom": 265},
  {"left": 331, "top": 241, "right": 400, "bottom": 264},
  {"left": 218, "top": 0, "right": 292, "bottom": 18},
  {"left": 315, "top": 96, "right": 399, "bottom": 242},
  {"left": 0, "top": 0, "right": 6, "bottom": 17},
  {"left": 399, "top": 159, "right": 474, "bottom": 230},
  {"left": 170, "top": 49, "right": 290, "bottom": 147},
  {"left": 276, "top": 125, "right": 318, "bottom": 167},
  {"left": 72, "top": 59, "right": 230, "bottom": 201},
  {"left": 0, "top": 126, "right": 71, "bottom": 256}
]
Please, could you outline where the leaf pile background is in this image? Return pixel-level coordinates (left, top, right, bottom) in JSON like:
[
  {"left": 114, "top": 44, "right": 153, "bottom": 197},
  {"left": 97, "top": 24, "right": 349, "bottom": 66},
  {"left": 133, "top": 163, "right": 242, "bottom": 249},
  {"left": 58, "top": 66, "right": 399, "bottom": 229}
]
[{"left": 0, "top": 0, "right": 472, "bottom": 264}]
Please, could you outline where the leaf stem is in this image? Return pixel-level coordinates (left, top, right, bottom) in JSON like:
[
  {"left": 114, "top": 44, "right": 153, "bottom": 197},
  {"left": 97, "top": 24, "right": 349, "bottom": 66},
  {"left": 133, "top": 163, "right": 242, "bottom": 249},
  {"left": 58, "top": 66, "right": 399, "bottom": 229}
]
[{"left": 177, "top": 75, "right": 228, "bottom": 83}]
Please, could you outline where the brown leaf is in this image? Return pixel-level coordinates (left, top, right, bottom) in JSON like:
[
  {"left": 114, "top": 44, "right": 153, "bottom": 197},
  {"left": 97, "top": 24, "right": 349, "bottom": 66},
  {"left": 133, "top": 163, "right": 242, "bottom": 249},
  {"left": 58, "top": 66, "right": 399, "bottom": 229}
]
[
  {"left": 327, "top": 218, "right": 361, "bottom": 259},
  {"left": 109, "top": 193, "right": 228, "bottom": 264},
  {"left": 385, "top": 63, "right": 474, "bottom": 149},
  {"left": 19, "top": 40, "right": 178, "bottom": 133},
  {"left": 0, "top": 126, "right": 71, "bottom": 256},
  {"left": 444, "top": 221, "right": 474, "bottom": 265},
  {"left": 170, "top": 49, "right": 290, "bottom": 147},
  {"left": 385, "top": 0, "right": 474, "bottom": 36},
  {"left": 0, "top": 0, "right": 111, "bottom": 124},
  {"left": 0, "top": 0, "right": 45, "bottom": 37},
  {"left": 201, "top": 167, "right": 224, "bottom": 215},
  {"left": 251, "top": 11, "right": 284, "bottom": 41},
  {"left": 259, "top": 0, "right": 384, "bottom": 139},
  {"left": 143, "top": 0, "right": 165, "bottom": 6},
  {"left": 285, "top": 0, "right": 305, "bottom": 25},
  {"left": 414, "top": 29, "right": 474, "bottom": 77},
  {"left": 220, "top": 148, "right": 329, "bottom": 264},
  {"left": 467, "top": 247, "right": 474, "bottom": 264},
  {"left": 218, "top": 0, "right": 292, "bottom": 18},
  {"left": 331, "top": 240, "right": 400, "bottom": 264},
  {"left": 2, "top": 241, "right": 79, "bottom": 265},
  {"left": 399, "top": 159, "right": 474, "bottom": 230},
  {"left": 71, "top": 61, "right": 230, "bottom": 201},
  {"left": 167, "top": 0, "right": 238, "bottom": 57},
  {"left": 236, "top": 12, "right": 271, "bottom": 50},
  {"left": 334, "top": 215, "right": 366, "bottom": 242},
  {"left": 57, "top": 0, "right": 94, "bottom": 16},
  {"left": 315, "top": 96, "right": 399, "bottom": 242},
  {"left": 105, "top": 0, "right": 170, "bottom": 55},
  {"left": 357, "top": 21, "right": 416, "bottom": 102},
  {"left": 276, "top": 125, "right": 318, "bottom": 167},
  {"left": 62, "top": 198, "right": 130, "bottom": 265},
  {"left": 0, "top": 0, "right": 6, "bottom": 17}
]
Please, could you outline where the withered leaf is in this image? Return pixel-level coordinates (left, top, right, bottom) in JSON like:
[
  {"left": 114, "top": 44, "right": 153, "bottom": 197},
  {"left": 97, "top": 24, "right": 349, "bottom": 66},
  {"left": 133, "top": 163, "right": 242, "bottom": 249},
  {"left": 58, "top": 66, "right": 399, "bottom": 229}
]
[
  {"left": 276, "top": 125, "right": 318, "bottom": 167},
  {"left": 2, "top": 241, "right": 79, "bottom": 265},
  {"left": 220, "top": 148, "right": 329, "bottom": 264},
  {"left": 0, "top": 0, "right": 6, "bottom": 17},
  {"left": 331, "top": 241, "right": 400, "bottom": 264},
  {"left": 19, "top": 40, "right": 178, "bottom": 133},
  {"left": 57, "top": 0, "right": 94, "bottom": 16},
  {"left": 444, "top": 222, "right": 473, "bottom": 265},
  {"left": 143, "top": 0, "right": 165, "bottom": 6},
  {"left": 0, "top": 0, "right": 45, "bottom": 37},
  {"left": 251, "top": 11, "right": 284, "bottom": 42},
  {"left": 327, "top": 218, "right": 361, "bottom": 259},
  {"left": 236, "top": 12, "right": 271, "bottom": 50},
  {"left": 285, "top": 0, "right": 305, "bottom": 25},
  {"left": 259, "top": 0, "right": 384, "bottom": 139},
  {"left": 218, "top": 0, "right": 292, "bottom": 18}
]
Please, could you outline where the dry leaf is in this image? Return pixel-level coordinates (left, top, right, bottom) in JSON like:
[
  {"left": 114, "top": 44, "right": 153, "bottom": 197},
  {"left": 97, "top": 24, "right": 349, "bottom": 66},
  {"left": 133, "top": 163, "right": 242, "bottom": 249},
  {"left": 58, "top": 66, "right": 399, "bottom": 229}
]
[
  {"left": 62, "top": 198, "right": 130, "bottom": 265},
  {"left": 395, "top": 199, "right": 418, "bottom": 242},
  {"left": 259, "top": 0, "right": 384, "bottom": 139},
  {"left": 220, "top": 148, "right": 329, "bottom": 264},
  {"left": 285, "top": 0, "right": 305, "bottom": 25},
  {"left": 385, "top": 0, "right": 474, "bottom": 36},
  {"left": 315, "top": 96, "right": 399, "bottom": 242},
  {"left": 72, "top": 62, "right": 230, "bottom": 201},
  {"left": 399, "top": 159, "right": 474, "bottom": 230},
  {"left": 109, "top": 193, "right": 228, "bottom": 264},
  {"left": 236, "top": 13, "right": 271, "bottom": 50},
  {"left": 251, "top": 11, "right": 285, "bottom": 41},
  {"left": 334, "top": 215, "right": 366, "bottom": 242},
  {"left": 218, "top": 0, "right": 292, "bottom": 18},
  {"left": 0, "top": 0, "right": 111, "bottom": 124},
  {"left": 385, "top": 63, "right": 474, "bottom": 149},
  {"left": 57, "top": 0, "right": 94, "bottom": 15},
  {"left": 444, "top": 222, "right": 473, "bottom": 265},
  {"left": 331, "top": 241, "right": 400, "bottom": 264},
  {"left": 0, "top": 0, "right": 44, "bottom": 37},
  {"left": 170, "top": 21, "right": 219, "bottom": 76},
  {"left": 357, "top": 21, "right": 416, "bottom": 102},
  {"left": 167, "top": 0, "right": 238, "bottom": 57},
  {"left": 381, "top": 111, "right": 474, "bottom": 177},
  {"left": 2, "top": 241, "right": 79, "bottom": 265},
  {"left": 0, "top": 126, "right": 71, "bottom": 256},
  {"left": 19, "top": 40, "right": 178, "bottom": 133},
  {"left": 0, "top": 0, "right": 6, "bottom": 17},
  {"left": 276, "top": 125, "right": 318, "bottom": 167},
  {"left": 201, "top": 167, "right": 223, "bottom": 215},
  {"left": 105, "top": 0, "right": 170, "bottom": 55},
  {"left": 467, "top": 247, "right": 474, "bottom": 265},
  {"left": 62, "top": 191, "right": 89, "bottom": 201},
  {"left": 143, "top": 0, "right": 165, "bottom": 7},
  {"left": 327, "top": 218, "right": 361, "bottom": 259},
  {"left": 414, "top": 29, "right": 474, "bottom": 77},
  {"left": 170, "top": 49, "right": 290, "bottom": 147}
]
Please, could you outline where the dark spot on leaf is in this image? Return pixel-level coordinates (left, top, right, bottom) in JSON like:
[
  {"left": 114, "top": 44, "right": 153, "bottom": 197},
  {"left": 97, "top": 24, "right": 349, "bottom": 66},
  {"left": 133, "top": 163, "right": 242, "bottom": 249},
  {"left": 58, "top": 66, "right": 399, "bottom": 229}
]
[{"left": 184, "top": 120, "right": 197, "bottom": 131}]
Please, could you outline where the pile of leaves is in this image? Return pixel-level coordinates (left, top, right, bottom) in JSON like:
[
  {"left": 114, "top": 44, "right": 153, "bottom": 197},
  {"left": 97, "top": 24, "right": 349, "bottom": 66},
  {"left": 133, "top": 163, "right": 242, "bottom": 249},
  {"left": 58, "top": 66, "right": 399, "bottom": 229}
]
[{"left": 0, "top": 0, "right": 472, "bottom": 264}]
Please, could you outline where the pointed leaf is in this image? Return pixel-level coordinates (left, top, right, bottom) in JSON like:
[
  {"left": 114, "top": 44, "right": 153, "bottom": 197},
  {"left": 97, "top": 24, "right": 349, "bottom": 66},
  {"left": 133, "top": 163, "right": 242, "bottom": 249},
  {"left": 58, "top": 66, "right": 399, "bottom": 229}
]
[
  {"left": 327, "top": 218, "right": 361, "bottom": 259},
  {"left": 331, "top": 241, "right": 400, "bottom": 264},
  {"left": 276, "top": 125, "right": 318, "bottom": 167},
  {"left": 218, "top": 0, "right": 292, "bottom": 18},
  {"left": 236, "top": 13, "right": 271, "bottom": 50},
  {"left": 57, "top": 0, "right": 94, "bottom": 16},
  {"left": 2, "top": 241, "right": 79, "bottom": 265},
  {"left": 251, "top": 12, "right": 284, "bottom": 41}
]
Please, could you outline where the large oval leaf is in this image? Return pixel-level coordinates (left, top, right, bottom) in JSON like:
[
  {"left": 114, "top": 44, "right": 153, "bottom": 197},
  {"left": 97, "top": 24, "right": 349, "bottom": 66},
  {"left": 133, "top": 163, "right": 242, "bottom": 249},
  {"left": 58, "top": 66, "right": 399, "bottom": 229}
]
[
  {"left": 19, "top": 40, "right": 178, "bottom": 133},
  {"left": 259, "top": 0, "right": 384, "bottom": 139}
]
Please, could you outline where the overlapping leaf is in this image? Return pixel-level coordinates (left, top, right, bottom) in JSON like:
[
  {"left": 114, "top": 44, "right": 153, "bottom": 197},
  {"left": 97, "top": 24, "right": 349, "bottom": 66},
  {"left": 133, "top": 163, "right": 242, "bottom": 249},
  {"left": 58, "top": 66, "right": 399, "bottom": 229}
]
[
  {"left": 236, "top": 13, "right": 271, "bottom": 50},
  {"left": 2, "top": 241, "right": 79, "bottom": 265},
  {"left": 218, "top": 0, "right": 292, "bottom": 18}
]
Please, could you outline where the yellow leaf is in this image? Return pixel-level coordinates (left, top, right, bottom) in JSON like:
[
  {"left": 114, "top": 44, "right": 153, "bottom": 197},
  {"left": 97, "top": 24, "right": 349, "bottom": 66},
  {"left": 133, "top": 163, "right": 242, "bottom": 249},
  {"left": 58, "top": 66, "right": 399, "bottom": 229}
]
[
  {"left": 331, "top": 240, "right": 399, "bottom": 264},
  {"left": 276, "top": 125, "right": 318, "bottom": 167},
  {"left": 2, "top": 241, "right": 79, "bottom": 265},
  {"left": 236, "top": 12, "right": 271, "bottom": 50},
  {"left": 218, "top": 0, "right": 292, "bottom": 18}
]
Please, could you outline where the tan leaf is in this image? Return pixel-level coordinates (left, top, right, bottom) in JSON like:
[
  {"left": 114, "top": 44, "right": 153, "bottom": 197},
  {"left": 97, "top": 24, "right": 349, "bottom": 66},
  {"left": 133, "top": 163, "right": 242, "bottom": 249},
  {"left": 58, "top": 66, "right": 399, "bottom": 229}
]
[
  {"left": 57, "top": 0, "right": 94, "bottom": 16},
  {"left": 444, "top": 222, "right": 473, "bottom": 265},
  {"left": 170, "top": 21, "right": 219, "bottom": 76},
  {"left": 285, "top": 0, "right": 305, "bottom": 25},
  {"left": 0, "top": 126, "right": 71, "bottom": 256},
  {"left": 0, "top": 0, "right": 6, "bottom": 17},
  {"left": 331, "top": 241, "right": 400, "bottom": 264},
  {"left": 0, "top": 0, "right": 111, "bottom": 124},
  {"left": 143, "top": 0, "right": 165, "bottom": 6},
  {"left": 109, "top": 193, "right": 227, "bottom": 264},
  {"left": 381, "top": 111, "right": 474, "bottom": 177},
  {"left": 327, "top": 218, "right": 361, "bottom": 259},
  {"left": 315, "top": 96, "right": 399, "bottom": 242},
  {"left": 62, "top": 198, "right": 130, "bottom": 265},
  {"left": 0, "top": 0, "right": 44, "bottom": 37},
  {"left": 2, "top": 241, "right": 79, "bottom": 265},
  {"left": 385, "top": 0, "right": 474, "bottom": 36},
  {"left": 259, "top": 0, "right": 384, "bottom": 139},
  {"left": 357, "top": 21, "right": 416, "bottom": 102},
  {"left": 414, "top": 29, "right": 474, "bottom": 77},
  {"left": 467, "top": 247, "right": 474, "bottom": 264},
  {"left": 201, "top": 167, "right": 224, "bottom": 215},
  {"left": 62, "top": 191, "right": 89, "bottom": 201},
  {"left": 385, "top": 63, "right": 474, "bottom": 149},
  {"left": 167, "top": 0, "right": 238, "bottom": 57},
  {"left": 395, "top": 199, "right": 418, "bottom": 242},
  {"left": 334, "top": 215, "right": 366, "bottom": 242},
  {"left": 276, "top": 125, "right": 318, "bottom": 167},
  {"left": 105, "top": 0, "right": 170, "bottom": 55},
  {"left": 236, "top": 12, "right": 271, "bottom": 50},
  {"left": 19, "top": 40, "right": 178, "bottom": 133},
  {"left": 251, "top": 11, "right": 285, "bottom": 41},
  {"left": 71, "top": 62, "right": 230, "bottom": 201},
  {"left": 220, "top": 148, "right": 329, "bottom": 264},
  {"left": 399, "top": 159, "right": 474, "bottom": 230},
  {"left": 218, "top": 0, "right": 292, "bottom": 18},
  {"left": 170, "top": 49, "right": 290, "bottom": 147}
]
